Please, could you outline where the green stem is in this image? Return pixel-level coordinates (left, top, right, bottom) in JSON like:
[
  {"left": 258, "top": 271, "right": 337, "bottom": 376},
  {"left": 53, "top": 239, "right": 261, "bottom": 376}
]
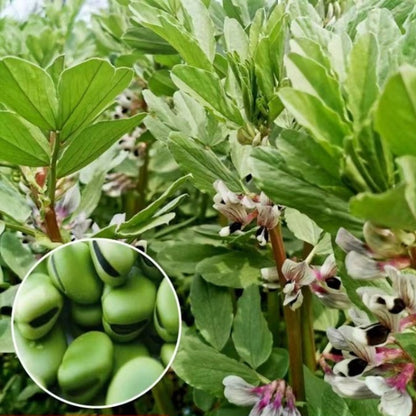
[
  {"left": 135, "top": 142, "right": 151, "bottom": 214},
  {"left": 153, "top": 216, "right": 198, "bottom": 239},
  {"left": 1, "top": 221, "right": 37, "bottom": 237},
  {"left": 151, "top": 379, "right": 177, "bottom": 416},
  {"left": 269, "top": 225, "right": 305, "bottom": 401},
  {"left": 300, "top": 287, "right": 316, "bottom": 371}
]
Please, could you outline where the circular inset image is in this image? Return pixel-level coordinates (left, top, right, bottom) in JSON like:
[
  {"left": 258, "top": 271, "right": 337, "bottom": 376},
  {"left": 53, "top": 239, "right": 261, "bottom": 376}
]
[{"left": 12, "top": 238, "right": 181, "bottom": 408}]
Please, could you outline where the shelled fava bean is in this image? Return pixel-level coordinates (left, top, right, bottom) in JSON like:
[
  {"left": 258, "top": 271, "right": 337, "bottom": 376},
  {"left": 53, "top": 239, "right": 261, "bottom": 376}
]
[{"left": 13, "top": 239, "right": 180, "bottom": 406}]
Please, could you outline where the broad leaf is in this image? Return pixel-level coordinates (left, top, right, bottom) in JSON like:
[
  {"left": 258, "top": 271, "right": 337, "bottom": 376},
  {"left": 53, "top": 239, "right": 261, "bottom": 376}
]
[
  {"left": 0, "top": 112, "right": 50, "bottom": 166},
  {"left": 172, "top": 330, "right": 259, "bottom": 397},
  {"left": 285, "top": 208, "right": 322, "bottom": 246},
  {"left": 286, "top": 53, "right": 345, "bottom": 117},
  {"left": 375, "top": 65, "right": 416, "bottom": 157},
  {"left": 0, "top": 178, "right": 31, "bottom": 223},
  {"left": 395, "top": 332, "right": 416, "bottom": 363},
  {"left": 278, "top": 88, "right": 351, "bottom": 147},
  {"left": 122, "top": 26, "right": 177, "bottom": 54},
  {"left": 57, "top": 113, "right": 146, "bottom": 177},
  {"left": 191, "top": 275, "right": 233, "bottom": 351},
  {"left": 350, "top": 156, "right": 416, "bottom": 229},
  {"left": 196, "top": 250, "right": 274, "bottom": 288},
  {"left": 257, "top": 348, "right": 289, "bottom": 380},
  {"left": 171, "top": 65, "right": 244, "bottom": 125},
  {"left": 250, "top": 148, "right": 363, "bottom": 234},
  {"left": 0, "top": 57, "right": 57, "bottom": 130},
  {"left": 345, "top": 34, "right": 379, "bottom": 127},
  {"left": 232, "top": 285, "right": 273, "bottom": 369},
  {"left": 130, "top": 2, "right": 213, "bottom": 70},
  {"left": 0, "top": 232, "right": 36, "bottom": 279},
  {"left": 168, "top": 133, "right": 242, "bottom": 193},
  {"left": 0, "top": 318, "right": 14, "bottom": 353},
  {"left": 58, "top": 59, "right": 133, "bottom": 140}
]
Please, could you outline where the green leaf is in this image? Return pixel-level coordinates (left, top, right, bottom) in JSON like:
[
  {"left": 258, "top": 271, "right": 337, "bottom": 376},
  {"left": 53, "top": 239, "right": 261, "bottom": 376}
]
[
  {"left": 0, "top": 57, "right": 57, "bottom": 130},
  {"left": 250, "top": 148, "right": 363, "bottom": 234},
  {"left": 148, "top": 69, "right": 177, "bottom": 96},
  {"left": 375, "top": 65, "right": 416, "bottom": 157},
  {"left": 46, "top": 54, "right": 65, "bottom": 86},
  {"left": 57, "top": 113, "right": 146, "bottom": 177},
  {"left": 286, "top": 53, "right": 346, "bottom": 117},
  {"left": 122, "top": 26, "right": 177, "bottom": 54},
  {"left": 130, "top": 2, "right": 213, "bottom": 70},
  {"left": 196, "top": 250, "right": 273, "bottom": 288},
  {"left": 278, "top": 88, "right": 351, "bottom": 147},
  {"left": 345, "top": 34, "right": 379, "bottom": 127},
  {"left": 172, "top": 330, "right": 259, "bottom": 397},
  {"left": 157, "top": 243, "right": 227, "bottom": 275},
  {"left": 191, "top": 275, "right": 233, "bottom": 351},
  {"left": 395, "top": 332, "right": 416, "bottom": 363},
  {"left": 117, "top": 175, "right": 190, "bottom": 235},
  {"left": 0, "top": 318, "right": 14, "bottom": 353},
  {"left": 168, "top": 133, "right": 242, "bottom": 193},
  {"left": 257, "top": 348, "right": 289, "bottom": 380},
  {"left": 0, "top": 112, "right": 50, "bottom": 166},
  {"left": 0, "top": 178, "right": 31, "bottom": 223},
  {"left": 232, "top": 285, "right": 273, "bottom": 369},
  {"left": 313, "top": 297, "right": 340, "bottom": 331},
  {"left": 285, "top": 208, "right": 322, "bottom": 246},
  {"left": 0, "top": 232, "right": 36, "bottom": 279},
  {"left": 171, "top": 65, "right": 244, "bottom": 125},
  {"left": 350, "top": 155, "right": 416, "bottom": 229},
  {"left": 58, "top": 59, "right": 133, "bottom": 140},
  {"left": 224, "top": 17, "right": 249, "bottom": 61}
]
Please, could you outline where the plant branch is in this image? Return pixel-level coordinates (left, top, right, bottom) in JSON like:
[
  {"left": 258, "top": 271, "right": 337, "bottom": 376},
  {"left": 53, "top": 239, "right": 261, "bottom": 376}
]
[
  {"left": 45, "top": 131, "right": 62, "bottom": 243},
  {"left": 1, "top": 221, "right": 37, "bottom": 237},
  {"left": 269, "top": 225, "right": 305, "bottom": 401}
]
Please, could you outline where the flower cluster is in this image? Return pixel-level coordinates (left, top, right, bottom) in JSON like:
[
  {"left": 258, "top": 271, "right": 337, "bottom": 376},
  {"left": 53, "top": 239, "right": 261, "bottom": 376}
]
[
  {"left": 223, "top": 375, "right": 301, "bottom": 416},
  {"left": 262, "top": 254, "right": 350, "bottom": 310},
  {"left": 321, "top": 224, "right": 416, "bottom": 416},
  {"left": 212, "top": 180, "right": 282, "bottom": 246}
]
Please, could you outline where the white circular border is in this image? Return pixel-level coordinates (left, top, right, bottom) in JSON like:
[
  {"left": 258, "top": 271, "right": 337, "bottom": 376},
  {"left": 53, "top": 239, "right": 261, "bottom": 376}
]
[{"left": 11, "top": 237, "right": 183, "bottom": 409}]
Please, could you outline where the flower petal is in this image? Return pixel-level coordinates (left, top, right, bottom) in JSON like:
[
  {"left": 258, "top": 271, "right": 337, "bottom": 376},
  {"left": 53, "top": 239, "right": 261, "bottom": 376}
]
[
  {"left": 345, "top": 251, "right": 384, "bottom": 279},
  {"left": 223, "top": 375, "right": 259, "bottom": 406}
]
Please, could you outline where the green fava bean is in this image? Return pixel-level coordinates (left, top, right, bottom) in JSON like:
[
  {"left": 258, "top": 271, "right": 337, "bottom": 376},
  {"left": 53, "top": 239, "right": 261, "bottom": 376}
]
[
  {"left": 47, "top": 243, "right": 102, "bottom": 304},
  {"left": 160, "top": 343, "right": 176, "bottom": 367},
  {"left": 113, "top": 342, "right": 149, "bottom": 373},
  {"left": 138, "top": 254, "right": 164, "bottom": 283},
  {"left": 154, "top": 278, "right": 179, "bottom": 342},
  {"left": 71, "top": 302, "right": 102, "bottom": 328},
  {"left": 106, "top": 357, "right": 164, "bottom": 405},
  {"left": 58, "top": 331, "right": 113, "bottom": 404},
  {"left": 14, "top": 273, "right": 64, "bottom": 340},
  {"left": 14, "top": 323, "right": 67, "bottom": 388},
  {"left": 102, "top": 273, "right": 156, "bottom": 342},
  {"left": 89, "top": 240, "right": 138, "bottom": 286}
]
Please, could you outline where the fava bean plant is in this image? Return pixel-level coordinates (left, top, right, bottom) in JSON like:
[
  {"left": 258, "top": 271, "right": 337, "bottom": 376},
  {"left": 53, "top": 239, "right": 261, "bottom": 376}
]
[{"left": 0, "top": 0, "right": 416, "bottom": 415}]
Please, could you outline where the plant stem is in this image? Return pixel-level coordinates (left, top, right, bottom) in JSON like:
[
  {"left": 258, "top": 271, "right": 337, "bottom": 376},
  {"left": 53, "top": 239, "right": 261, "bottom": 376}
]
[
  {"left": 269, "top": 225, "right": 305, "bottom": 401},
  {"left": 412, "top": 401, "right": 416, "bottom": 416},
  {"left": 301, "top": 243, "right": 316, "bottom": 371},
  {"left": 1, "top": 221, "right": 37, "bottom": 237},
  {"left": 300, "top": 287, "right": 316, "bottom": 371},
  {"left": 45, "top": 131, "right": 62, "bottom": 243},
  {"left": 151, "top": 379, "right": 177, "bottom": 416}
]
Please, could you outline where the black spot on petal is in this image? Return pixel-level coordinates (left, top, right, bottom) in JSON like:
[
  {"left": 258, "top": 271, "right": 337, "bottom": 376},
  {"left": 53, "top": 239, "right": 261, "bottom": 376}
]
[
  {"left": 365, "top": 323, "right": 390, "bottom": 346},
  {"left": 326, "top": 277, "right": 341, "bottom": 290},
  {"left": 347, "top": 358, "right": 368, "bottom": 376},
  {"left": 389, "top": 298, "right": 406, "bottom": 314},
  {"left": 229, "top": 222, "right": 242, "bottom": 234},
  {"left": 376, "top": 297, "right": 386, "bottom": 305}
]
